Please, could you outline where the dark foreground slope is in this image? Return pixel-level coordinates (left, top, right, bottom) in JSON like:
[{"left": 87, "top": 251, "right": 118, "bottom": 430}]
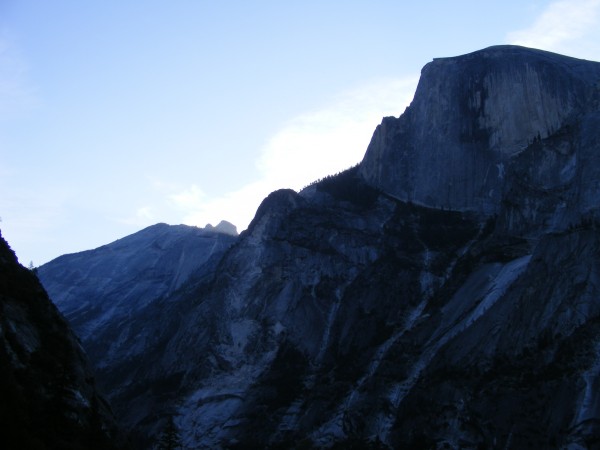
[
  {"left": 41, "top": 46, "right": 600, "bottom": 449},
  {"left": 0, "top": 230, "right": 118, "bottom": 449}
]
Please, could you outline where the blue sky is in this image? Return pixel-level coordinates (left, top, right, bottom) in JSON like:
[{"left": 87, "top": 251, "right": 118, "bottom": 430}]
[{"left": 1, "top": 0, "right": 599, "bottom": 266}]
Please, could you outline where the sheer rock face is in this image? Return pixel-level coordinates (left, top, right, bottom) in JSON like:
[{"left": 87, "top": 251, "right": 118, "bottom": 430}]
[
  {"left": 0, "top": 231, "right": 118, "bottom": 449},
  {"left": 359, "top": 45, "right": 600, "bottom": 218},
  {"left": 39, "top": 46, "right": 600, "bottom": 449}
]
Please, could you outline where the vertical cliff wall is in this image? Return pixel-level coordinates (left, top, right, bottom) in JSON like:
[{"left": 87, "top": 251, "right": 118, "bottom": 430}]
[{"left": 359, "top": 45, "right": 600, "bottom": 218}]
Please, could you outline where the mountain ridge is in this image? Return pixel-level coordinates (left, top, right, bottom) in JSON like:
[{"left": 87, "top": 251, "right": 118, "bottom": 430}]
[{"left": 39, "top": 45, "right": 600, "bottom": 449}]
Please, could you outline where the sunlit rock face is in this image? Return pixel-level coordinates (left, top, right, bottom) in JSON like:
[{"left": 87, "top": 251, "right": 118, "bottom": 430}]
[
  {"left": 40, "top": 46, "right": 600, "bottom": 449},
  {"left": 360, "top": 45, "right": 600, "bottom": 217},
  {"left": 0, "top": 231, "right": 118, "bottom": 449}
]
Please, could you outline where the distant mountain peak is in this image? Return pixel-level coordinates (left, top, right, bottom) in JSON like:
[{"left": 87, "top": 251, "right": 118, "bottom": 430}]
[{"left": 204, "top": 220, "right": 238, "bottom": 236}]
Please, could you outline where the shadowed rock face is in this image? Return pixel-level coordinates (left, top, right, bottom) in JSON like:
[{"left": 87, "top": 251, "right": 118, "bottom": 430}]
[
  {"left": 359, "top": 45, "right": 600, "bottom": 216},
  {"left": 0, "top": 230, "right": 118, "bottom": 449},
  {"left": 37, "top": 223, "right": 237, "bottom": 445},
  {"left": 38, "top": 223, "right": 237, "bottom": 368},
  {"left": 39, "top": 46, "right": 600, "bottom": 449}
]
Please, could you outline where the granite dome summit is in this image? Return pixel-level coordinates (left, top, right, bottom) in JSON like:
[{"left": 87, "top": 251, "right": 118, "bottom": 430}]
[{"left": 361, "top": 45, "right": 600, "bottom": 218}]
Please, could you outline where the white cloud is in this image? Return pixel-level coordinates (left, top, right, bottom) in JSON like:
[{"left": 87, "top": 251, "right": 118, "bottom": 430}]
[
  {"left": 170, "top": 184, "right": 206, "bottom": 210},
  {"left": 166, "top": 76, "right": 419, "bottom": 231},
  {"left": 507, "top": 0, "right": 600, "bottom": 59},
  {"left": 176, "top": 180, "right": 269, "bottom": 230},
  {"left": 257, "top": 78, "right": 418, "bottom": 190}
]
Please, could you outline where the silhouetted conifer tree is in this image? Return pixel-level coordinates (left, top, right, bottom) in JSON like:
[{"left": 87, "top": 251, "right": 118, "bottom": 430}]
[{"left": 157, "top": 415, "right": 182, "bottom": 450}]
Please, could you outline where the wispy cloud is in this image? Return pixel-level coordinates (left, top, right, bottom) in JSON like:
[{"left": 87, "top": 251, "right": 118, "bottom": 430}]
[
  {"left": 165, "top": 76, "right": 419, "bottom": 231},
  {"left": 118, "top": 206, "right": 157, "bottom": 226},
  {"left": 170, "top": 184, "right": 206, "bottom": 211},
  {"left": 507, "top": 0, "right": 600, "bottom": 59},
  {"left": 257, "top": 77, "right": 418, "bottom": 190}
]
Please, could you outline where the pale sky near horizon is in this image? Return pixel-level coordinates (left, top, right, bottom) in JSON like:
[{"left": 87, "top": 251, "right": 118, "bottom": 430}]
[{"left": 1, "top": 0, "right": 599, "bottom": 266}]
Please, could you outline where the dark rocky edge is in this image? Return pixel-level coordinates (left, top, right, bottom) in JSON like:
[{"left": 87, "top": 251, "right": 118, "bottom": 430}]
[{"left": 0, "top": 230, "right": 120, "bottom": 449}]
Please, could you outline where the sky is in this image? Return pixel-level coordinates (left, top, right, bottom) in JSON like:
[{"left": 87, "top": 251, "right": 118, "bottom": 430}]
[{"left": 1, "top": 0, "right": 599, "bottom": 266}]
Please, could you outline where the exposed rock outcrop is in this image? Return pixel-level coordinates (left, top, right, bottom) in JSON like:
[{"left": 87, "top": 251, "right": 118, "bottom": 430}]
[{"left": 204, "top": 220, "right": 238, "bottom": 236}]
